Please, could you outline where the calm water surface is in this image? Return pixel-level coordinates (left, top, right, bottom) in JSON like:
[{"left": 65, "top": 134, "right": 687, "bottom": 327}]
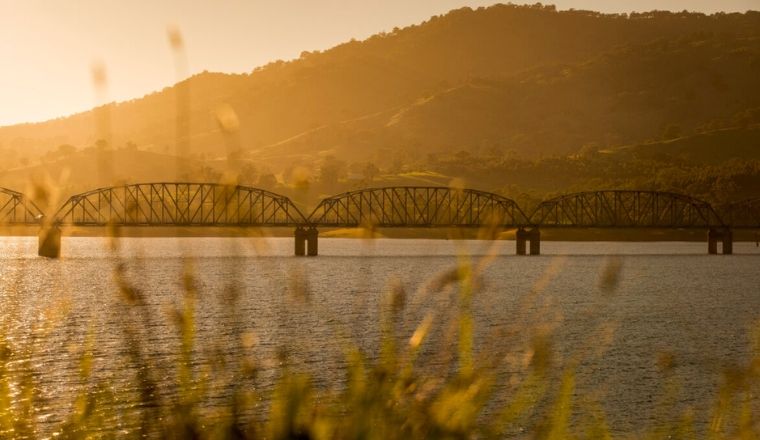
[{"left": 1, "top": 236, "right": 760, "bottom": 436}]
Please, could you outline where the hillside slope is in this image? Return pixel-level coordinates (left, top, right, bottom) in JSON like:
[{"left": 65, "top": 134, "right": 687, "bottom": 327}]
[
  {"left": 254, "top": 32, "right": 760, "bottom": 163},
  {"left": 2, "top": 4, "right": 760, "bottom": 170}
]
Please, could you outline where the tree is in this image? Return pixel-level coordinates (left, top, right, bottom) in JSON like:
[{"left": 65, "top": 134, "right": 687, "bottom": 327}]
[
  {"left": 239, "top": 163, "right": 257, "bottom": 185},
  {"left": 578, "top": 143, "right": 600, "bottom": 158},
  {"left": 200, "top": 166, "right": 221, "bottom": 182},
  {"left": 455, "top": 150, "right": 472, "bottom": 161},
  {"left": 362, "top": 162, "right": 380, "bottom": 182},
  {"left": 319, "top": 156, "right": 347, "bottom": 186},
  {"left": 662, "top": 124, "right": 682, "bottom": 140},
  {"left": 57, "top": 144, "right": 77, "bottom": 156},
  {"left": 258, "top": 174, "right": 278, "bottom": 189}
]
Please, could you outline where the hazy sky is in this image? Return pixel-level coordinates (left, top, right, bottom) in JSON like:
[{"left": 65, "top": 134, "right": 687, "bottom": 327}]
[{"left": 1, "top": 0, "right": 758, "bottom": 126}]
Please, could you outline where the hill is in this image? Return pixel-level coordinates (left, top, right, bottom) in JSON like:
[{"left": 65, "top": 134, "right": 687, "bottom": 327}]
[
  {"left": 1, "top": 4, "right": 760, "bottom": 206},
  {"left": 256, "top": 32, "right": 760, "bottom": 165},
  {"left": 608, "top": 125, "right": 760, "bottom": 165}
]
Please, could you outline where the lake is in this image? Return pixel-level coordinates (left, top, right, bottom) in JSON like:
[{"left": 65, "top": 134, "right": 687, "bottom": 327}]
[{"left": 1, "top": 236, "right": 759, "bottom": 436}]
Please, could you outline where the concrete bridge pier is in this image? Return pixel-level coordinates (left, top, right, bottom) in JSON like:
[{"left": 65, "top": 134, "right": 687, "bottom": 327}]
[
  {"left": 516, "top": 228, "right": 528, "bottom": 255},
  {"left": 516, "top": 228, "right": 540, "bottom": 256},
  {"left": 528, "top": 228, "right": 541, "bottom": 255},
  {"left": 38, "top": 226, "right": 61, "bottom": 258},
  {"left": 723, "top": 229, "right": 733, "bottom": 255},
  {"left": 294, "top": 227, "right": 307, "bottom": 256},
  {"left": 708, "top": 228, "right": 733, "bottom": 255},
  {"left": 306, "top": 227, "right": 318, "bottom": 256}
]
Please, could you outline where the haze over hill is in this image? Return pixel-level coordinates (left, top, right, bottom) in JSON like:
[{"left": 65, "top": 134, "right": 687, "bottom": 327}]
[{"left": 1, "top": 3, "right": 759, "bottom": 206}]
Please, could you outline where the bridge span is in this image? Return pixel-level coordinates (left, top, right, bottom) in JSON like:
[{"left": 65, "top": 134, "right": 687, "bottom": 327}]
[
  {"left": 38, "top": 183, "right": 307, "bottom": 257},
  {"left": 0, "top": 188, "right": 51, "bottom": 255},
  {"left": 305, "top": 186, "right": 530, "bottom": 255},
  {"left": 18, "top": 184, "right": 757, "bottom": 257},
  {"left": 0, "top": 188, "right": 45, "bottom": 225},
  {"left": 719, "top": 198, "right": 760, "bottom": 229},
  {"left": 308, "top": 186, "right": 528, "bottom": 227},
  {"left": 529, "top": 190, "right": 731, "bottom": 254}
]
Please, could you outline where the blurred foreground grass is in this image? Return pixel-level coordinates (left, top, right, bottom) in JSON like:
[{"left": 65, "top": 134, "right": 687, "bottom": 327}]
[
  {"left": 2, "top": 27, "right": 758, "bottom": 437},
  {"left": 0, "top": 246, "right": 759, "bottom": 440}
]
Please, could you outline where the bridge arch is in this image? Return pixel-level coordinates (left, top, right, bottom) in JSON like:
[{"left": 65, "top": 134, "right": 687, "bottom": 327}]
[
  {"left": 53, "top": 182, "right": 307, "bottom": 226},
  {"left": 719, "top": 198, "right": 760, "bottom": 228},
  {"left": 0, "top": 187, "right": 44, "bottom": 225},
  {"left": 308, "top": 186, "right": 528, "bottom": 227},
  {"left": 529, "top": 190, "right": 723, "bottom": 228}
]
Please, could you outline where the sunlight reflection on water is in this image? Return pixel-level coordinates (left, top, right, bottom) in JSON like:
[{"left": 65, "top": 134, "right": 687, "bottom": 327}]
[{"left": 1, "top": 236, "right": 759, "bottom": 436}]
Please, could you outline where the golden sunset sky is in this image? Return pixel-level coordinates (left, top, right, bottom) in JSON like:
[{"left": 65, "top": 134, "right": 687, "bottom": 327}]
[{"left": 0, "top": 0, "right": 757, "bottom": 126}]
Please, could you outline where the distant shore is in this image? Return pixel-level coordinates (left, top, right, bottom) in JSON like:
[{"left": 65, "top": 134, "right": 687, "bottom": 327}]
[{"left": 1, "top": 225, "right": 759, "bottom": 242}]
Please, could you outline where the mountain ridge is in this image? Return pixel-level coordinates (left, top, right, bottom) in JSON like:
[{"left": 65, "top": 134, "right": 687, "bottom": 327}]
[
  {"left": 3, "top": 4, "right": 759, "bottom": 159},
  {"left": 1, "top": 3, "right": 760, "bottom": 205}
]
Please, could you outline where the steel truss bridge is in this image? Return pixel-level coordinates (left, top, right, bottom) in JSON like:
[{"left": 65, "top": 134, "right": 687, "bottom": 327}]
[
  {"left": 0, "top": 188, "right": 44, "bottom": 225},
  {"left": 307, "top": 186, "right": 528, "bottom": 228},
  {"left": 720, "top": 198, "right": 760, "bottom": 229},
  {"left": 53, "top": 183, "right": 306, "bottom": 227},
  {"left": 530, "top": 191, "right": 723, "bottom": 228},
  {"left": 0, "top": 183, "right": 758, "bottom": 257}
]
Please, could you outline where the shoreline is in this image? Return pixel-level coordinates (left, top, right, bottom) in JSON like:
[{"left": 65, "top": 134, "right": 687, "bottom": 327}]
[{"left": 1, "top": 226, "right": 759, "bottom": 242}]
